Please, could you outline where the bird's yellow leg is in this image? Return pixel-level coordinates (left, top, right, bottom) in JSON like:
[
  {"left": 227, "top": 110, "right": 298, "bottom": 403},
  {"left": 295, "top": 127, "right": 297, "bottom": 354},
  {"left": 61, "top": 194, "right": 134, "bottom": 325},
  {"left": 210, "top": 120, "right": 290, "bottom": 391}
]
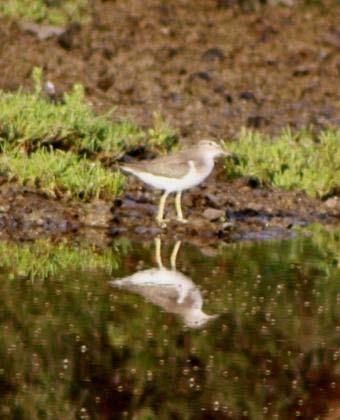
[
  {"left": 175, "top": 191, "right": 188, "bottom": 223},
  {"left": 170, "top": 241, "right": 181, "bottom": 270},
  {"left": 155, "top": 236, "right": 164, "bottom": 268},
  {"left": 156, "top": 191, "right": 169, "bottom": 225}
]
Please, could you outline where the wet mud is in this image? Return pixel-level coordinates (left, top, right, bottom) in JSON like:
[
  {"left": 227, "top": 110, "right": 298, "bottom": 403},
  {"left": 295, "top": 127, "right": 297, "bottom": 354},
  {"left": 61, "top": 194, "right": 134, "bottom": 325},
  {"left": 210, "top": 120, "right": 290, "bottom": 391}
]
[{"left": 0, "top": 173, "right": 338, "bottom": 244}]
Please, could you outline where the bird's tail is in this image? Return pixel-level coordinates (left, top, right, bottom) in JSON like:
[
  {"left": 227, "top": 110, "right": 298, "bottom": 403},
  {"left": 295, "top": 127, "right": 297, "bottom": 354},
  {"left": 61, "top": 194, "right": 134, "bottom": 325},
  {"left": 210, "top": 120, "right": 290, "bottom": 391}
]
[{"left": 120, "top": 165, "right": 136, "bottom": 175}]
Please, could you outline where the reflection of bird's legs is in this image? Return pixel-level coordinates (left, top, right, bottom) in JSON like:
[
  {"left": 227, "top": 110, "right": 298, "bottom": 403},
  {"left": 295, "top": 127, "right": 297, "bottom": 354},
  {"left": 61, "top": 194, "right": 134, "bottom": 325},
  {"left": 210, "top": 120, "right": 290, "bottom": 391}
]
[
  {"left": 170, "top": 241, "right": 181, "bottom": 271},
  {"left": 156, "top": 191, "right": 169, "bottom": 225},
  {"left": 155, "top": 236, "right": 164, "bottom": 268},
  {"left": 175, "top": 191, "right": 188, "bottom": 223}
]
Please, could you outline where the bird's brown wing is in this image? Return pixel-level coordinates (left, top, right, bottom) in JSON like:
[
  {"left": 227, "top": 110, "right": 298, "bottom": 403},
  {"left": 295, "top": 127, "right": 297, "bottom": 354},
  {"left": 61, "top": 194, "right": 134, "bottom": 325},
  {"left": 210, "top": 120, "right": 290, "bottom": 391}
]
[{"left": 122, "top": 151, "right": 192, "bottom": 179}]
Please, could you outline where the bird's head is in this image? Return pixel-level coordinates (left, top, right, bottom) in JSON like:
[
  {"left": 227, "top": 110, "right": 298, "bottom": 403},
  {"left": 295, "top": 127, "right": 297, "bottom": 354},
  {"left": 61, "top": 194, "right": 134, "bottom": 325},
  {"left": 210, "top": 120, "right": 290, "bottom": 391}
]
[{"left": 198, "top": 139, "right": 232, "bottom": 159}]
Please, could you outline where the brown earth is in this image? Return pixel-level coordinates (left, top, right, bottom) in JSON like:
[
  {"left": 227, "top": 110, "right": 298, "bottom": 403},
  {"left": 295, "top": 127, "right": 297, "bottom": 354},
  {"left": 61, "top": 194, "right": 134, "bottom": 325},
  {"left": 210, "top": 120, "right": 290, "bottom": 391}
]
[
  {"left": 0, "top": 0, "right": 339, "bottom": 241},
  {"left": 0, "top": 0, "right": 339, "bottom": 140},
  {"left": 0, "top": 168, "right": 338, "bottom": 245}
]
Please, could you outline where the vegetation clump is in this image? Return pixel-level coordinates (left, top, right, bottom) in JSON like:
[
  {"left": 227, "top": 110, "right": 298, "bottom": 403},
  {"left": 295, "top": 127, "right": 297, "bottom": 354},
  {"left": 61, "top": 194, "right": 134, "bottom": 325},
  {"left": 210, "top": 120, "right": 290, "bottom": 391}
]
[
  {"left": 0, "top": 68, "right": 177, "bottom": 200},
  {"left": 225, "top": 128, "right": 340, "bottom": 198},
  {"left": 0, "top": 0, "right": 89, "bottom": 25}
]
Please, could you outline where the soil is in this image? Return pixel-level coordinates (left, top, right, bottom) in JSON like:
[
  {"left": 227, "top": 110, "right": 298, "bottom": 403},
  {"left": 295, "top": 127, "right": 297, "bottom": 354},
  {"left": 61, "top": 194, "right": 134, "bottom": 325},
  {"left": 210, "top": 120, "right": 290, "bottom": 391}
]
[
  {"left": 0, "top": 0, "right": 339, "bottom": 242},
  {"left": 0, "top": 0, "right": 339, "bottom": 139},
  {"left": 0, "top": 169, "right": 338, "bottom": 245}
]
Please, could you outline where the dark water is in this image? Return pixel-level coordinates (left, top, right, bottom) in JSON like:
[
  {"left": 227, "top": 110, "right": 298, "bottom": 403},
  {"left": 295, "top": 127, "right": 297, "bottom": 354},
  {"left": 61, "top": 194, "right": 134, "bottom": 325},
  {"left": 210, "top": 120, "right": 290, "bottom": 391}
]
[{"left": 0, "top": 228, "right": 339, "bottom": 419}]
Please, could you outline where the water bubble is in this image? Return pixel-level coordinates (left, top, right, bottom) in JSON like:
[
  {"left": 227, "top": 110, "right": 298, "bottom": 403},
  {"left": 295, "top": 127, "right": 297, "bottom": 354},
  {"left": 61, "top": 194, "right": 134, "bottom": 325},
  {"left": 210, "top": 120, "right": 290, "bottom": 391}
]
[
  {"left": 80, "top": 345, "right": 87, "bottom": 353},
  {"left": 213, "top": 401, "right": 220, "bottom": 411},
  {"left": 79, "top": 407, "right": 89, "bottom": 420}
]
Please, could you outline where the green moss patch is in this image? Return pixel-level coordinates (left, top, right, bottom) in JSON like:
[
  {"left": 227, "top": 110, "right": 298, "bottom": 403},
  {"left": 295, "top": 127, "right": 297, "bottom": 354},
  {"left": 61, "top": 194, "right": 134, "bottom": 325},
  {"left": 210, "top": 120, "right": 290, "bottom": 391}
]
[{"left": 225, "top": 128, "right": 340, "bottom": 198}]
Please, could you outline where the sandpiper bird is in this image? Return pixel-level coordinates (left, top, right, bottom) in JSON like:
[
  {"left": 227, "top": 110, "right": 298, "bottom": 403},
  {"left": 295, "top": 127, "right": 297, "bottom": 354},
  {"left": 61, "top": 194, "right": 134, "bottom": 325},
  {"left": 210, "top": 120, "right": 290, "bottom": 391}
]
[{"left": 121, "top": 139, "right": 230, "bottom": 224}]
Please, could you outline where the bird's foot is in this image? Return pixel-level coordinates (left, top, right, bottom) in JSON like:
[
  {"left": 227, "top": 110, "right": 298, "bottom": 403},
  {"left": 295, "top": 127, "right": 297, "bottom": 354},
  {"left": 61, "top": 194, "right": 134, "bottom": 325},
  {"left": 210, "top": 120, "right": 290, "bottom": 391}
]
[
  {"left": 156, "top": 218, "right": 170, "bottom": 228},
  {"left": 176, "top": 217, "right": 189, "bottom": 224}
]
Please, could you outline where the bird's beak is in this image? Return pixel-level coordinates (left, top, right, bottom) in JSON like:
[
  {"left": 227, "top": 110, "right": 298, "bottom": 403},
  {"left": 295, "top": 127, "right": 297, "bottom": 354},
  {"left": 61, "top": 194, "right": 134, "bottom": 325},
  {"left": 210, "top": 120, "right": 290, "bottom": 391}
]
[{"left": 222, "top": 150, "right": 232, "bottom": 157}]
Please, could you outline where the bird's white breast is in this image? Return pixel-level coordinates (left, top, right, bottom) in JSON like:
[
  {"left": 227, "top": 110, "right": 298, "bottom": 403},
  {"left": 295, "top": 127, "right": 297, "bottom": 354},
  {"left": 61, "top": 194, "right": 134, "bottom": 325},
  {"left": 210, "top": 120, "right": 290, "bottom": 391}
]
[{"left": 127, "top": 158, "right": 214, "bottom": 193}]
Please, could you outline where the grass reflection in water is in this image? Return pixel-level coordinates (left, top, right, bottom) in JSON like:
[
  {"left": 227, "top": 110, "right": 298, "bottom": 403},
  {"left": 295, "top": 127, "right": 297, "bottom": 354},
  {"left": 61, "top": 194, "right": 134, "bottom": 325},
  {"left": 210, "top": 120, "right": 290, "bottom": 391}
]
[{"left": 0, "top": 226, "right": 338, "bottom": 418}]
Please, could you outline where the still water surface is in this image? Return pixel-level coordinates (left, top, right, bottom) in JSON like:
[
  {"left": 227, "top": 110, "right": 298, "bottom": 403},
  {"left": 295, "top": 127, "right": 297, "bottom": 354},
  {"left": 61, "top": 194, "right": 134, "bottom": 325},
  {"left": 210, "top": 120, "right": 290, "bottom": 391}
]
[{"left": 0, "top": 228, "right": 339, "bottom": 418}]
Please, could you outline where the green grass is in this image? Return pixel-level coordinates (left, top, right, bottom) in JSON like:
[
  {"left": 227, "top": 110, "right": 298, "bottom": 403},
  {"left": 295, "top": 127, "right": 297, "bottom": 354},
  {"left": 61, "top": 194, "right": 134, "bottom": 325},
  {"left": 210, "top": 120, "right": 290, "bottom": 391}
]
[
  {"left": 0, "top": 146, "right": 124, "bottom": 199},
  {"left": 0, "top": 0, "right": 89, "bottom": 25},
  {"left": 1, "top": 68, "right": 338, "bottom": 201},
  {"left": 0, "top": 68, "right": 177, "bottom": 200},
  {"left": 224, "top": 127, "right": 340, "bottom": 198},
  {"left": 0, "top": 68, "right": 148, "bottom": 156}
]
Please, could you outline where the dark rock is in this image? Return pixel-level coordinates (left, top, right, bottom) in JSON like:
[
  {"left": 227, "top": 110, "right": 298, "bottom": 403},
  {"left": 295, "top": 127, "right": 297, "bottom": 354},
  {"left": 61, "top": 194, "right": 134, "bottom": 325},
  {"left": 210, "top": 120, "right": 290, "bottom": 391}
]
[
  {"left": 293, "top": 66, "right": 311, "bottom": 77},
  {"left": 58, "top": 22, "right": 81, "bottom": 50},
  {"left": 134, "top": 226, "right": 162, "bottom": 235},
  {"left": 97, "top": 74, "right": 115, "bottom": 91},
  {"left": 201, "top": 47, "right": 225, "bottom": 62},
  {"left": 216, "top": 0, "right": 236, "bottom": 7},
  {"left": 190, "top": 71, "right": 212, "bottom": 82},
  {"left": 246, "top": 176, "right": 260, "bottom": 189},
  {"left": 239, "top": 91, "right": 256, "bottom": 101},
  {"left": 109, "top": 227, "right": 128, "bottom": 237},
  {"left": 224, "top": 93, "right": 233, "bottom": 103},
  {"left": 247, "top": 115, "right": 267, "bottom": 128}
]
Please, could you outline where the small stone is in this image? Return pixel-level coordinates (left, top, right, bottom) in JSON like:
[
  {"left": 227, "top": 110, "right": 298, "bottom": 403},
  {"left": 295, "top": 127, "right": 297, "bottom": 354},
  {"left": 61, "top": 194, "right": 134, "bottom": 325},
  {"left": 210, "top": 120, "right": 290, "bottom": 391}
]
[
  {"left": 204, "top": 193, "right": 226, "bottom": 208},
  {"left": 203, "top": 208, "right": 225, "bottom": 221},
  {"left": 20, "top": 22, "right": 65, "bottom": 40},
  {"left": 324, "top": 197, "right": 339, "bottom": 209},
  {"left": 0, "top": 205, "right": 10, "bottom": 213}
]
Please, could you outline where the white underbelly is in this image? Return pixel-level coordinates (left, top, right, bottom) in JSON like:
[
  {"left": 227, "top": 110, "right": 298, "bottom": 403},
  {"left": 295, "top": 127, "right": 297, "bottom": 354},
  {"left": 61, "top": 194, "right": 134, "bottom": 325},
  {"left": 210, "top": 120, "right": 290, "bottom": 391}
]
[{"left": 133, "top": 166, "right": 208, "bottom": 192}]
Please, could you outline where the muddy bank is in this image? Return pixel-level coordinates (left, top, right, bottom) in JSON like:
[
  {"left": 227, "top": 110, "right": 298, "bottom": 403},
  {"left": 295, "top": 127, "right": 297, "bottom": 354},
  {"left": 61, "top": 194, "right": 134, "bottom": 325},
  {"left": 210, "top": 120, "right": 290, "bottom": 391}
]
[
  {"left": 0, "top": 173, "right": 338, "bottom": 244},
  {"left": 0, "top": 0, "right": 339, "bottom": 139}
]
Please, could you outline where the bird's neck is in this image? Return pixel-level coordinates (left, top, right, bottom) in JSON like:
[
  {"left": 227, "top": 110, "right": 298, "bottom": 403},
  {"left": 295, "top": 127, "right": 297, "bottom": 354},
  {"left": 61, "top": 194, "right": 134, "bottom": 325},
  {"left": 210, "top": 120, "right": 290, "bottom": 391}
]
[{"left": 199, "top": 155, "right": 215, "bottom": 175}]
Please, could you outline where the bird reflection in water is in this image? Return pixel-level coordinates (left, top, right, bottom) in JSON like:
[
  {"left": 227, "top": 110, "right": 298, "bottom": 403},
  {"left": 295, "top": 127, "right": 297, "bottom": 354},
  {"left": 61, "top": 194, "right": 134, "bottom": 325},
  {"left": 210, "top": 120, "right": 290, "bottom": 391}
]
[{"left": 110, "top": 238, "right": 217, "bottom": 328}]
